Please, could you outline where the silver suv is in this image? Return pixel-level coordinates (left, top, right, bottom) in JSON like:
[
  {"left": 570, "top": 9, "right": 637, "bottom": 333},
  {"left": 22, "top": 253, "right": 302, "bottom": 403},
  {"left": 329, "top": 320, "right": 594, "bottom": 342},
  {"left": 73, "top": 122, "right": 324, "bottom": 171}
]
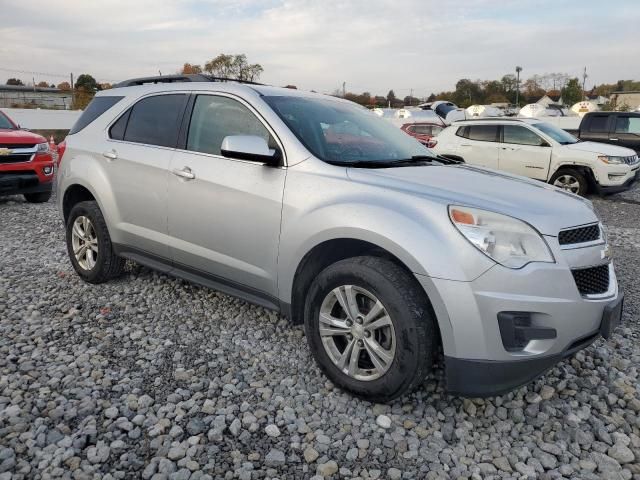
[{"left": 57, "top": 75, "right": 623, "bottom": 401}]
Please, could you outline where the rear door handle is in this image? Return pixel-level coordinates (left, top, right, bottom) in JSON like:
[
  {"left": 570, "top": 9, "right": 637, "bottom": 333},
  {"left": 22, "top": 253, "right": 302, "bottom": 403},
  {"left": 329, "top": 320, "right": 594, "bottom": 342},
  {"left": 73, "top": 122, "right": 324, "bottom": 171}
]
[
  {"left": 102, "top": 150, "right": 117, "bottom": 161},
  {"left": 172, "top": 166, "right": 195, "bottom": 180},
  {"left": 610, "top": 138, "right": 619, "bottom": 141}
]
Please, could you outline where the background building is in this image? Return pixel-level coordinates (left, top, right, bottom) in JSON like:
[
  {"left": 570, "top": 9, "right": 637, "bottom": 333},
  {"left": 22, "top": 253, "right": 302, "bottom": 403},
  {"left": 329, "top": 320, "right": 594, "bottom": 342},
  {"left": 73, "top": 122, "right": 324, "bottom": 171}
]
[{"left": 0, "top": 84, "right": 73, "bottom": 109}]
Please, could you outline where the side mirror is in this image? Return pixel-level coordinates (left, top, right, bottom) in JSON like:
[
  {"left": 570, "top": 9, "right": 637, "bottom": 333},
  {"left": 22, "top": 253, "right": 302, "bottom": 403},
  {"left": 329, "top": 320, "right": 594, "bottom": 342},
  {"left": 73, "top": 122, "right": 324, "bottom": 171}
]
[{"left": 220, "top": 135, "right": 280, "bottom": 166}]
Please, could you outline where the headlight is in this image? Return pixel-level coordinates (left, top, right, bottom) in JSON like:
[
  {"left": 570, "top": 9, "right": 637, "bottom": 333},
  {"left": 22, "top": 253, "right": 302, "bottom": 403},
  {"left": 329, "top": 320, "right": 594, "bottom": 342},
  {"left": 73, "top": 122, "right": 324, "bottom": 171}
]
[
  {"left": 598, "top": 155, "right": 625, "bottom": 165},
  {"left": 449, "top": 206, "right": 554, "bottom": 269},
  {"left": 36, "top": 142, "right": 50, "bottom": 153}
]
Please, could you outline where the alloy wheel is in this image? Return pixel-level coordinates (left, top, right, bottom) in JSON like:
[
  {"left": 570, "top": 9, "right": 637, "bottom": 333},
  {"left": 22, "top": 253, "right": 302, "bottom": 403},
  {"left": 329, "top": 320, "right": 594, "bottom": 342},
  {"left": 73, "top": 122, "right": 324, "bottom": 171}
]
[
  {"left": 319, "top": 285, "right": 396, "bottom": 381},
  {"left": 553, "top": 174, "right": 581, "bottom": 193},
  {"left": 71, "top": 216, "right": 98, "bottom": 270}
]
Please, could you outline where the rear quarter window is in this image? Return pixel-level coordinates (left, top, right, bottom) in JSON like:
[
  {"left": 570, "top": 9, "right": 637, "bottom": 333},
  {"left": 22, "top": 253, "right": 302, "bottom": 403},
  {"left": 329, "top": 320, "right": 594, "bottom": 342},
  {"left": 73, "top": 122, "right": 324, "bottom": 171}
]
[{"left": 69, "top": 96, "right": 124, "bottom": 135}]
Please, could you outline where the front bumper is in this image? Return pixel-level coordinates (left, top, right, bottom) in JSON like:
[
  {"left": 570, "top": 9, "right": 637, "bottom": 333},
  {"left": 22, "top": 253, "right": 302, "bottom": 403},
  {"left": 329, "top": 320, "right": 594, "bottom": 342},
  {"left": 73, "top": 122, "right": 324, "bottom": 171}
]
[
  {"left": 417, "top": 232, "right": 622, "bottom": 397},
  {"left": 596, "top": 165, "right": 639, "bottom": 194},
  {"left": 0, "top": 152, "right": 55, "bottom": 197}
]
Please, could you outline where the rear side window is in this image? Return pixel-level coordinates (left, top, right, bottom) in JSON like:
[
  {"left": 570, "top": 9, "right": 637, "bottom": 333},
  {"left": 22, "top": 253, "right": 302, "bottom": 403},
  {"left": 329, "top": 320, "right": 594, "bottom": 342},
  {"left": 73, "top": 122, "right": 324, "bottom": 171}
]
[
  {"left": 123, "top": 94, "right": 187, "bottom": 148},
  {"left": 109, "top": 109, "right": 130, "bottom": 140},
  {"left": 456, "top": 126, "right": 469, "bottom": 138},
  {"left": 69, "top": 96, "right": 124, "bottom": 135},
  {"left": 588, "top": 115, "right": 609, "bottom": 133},
  {"left": 467, "top": 125, "right": 499, "bottom": 142},
  {"left": 186, "top": 95, "right": 274, "bottom": 156}
]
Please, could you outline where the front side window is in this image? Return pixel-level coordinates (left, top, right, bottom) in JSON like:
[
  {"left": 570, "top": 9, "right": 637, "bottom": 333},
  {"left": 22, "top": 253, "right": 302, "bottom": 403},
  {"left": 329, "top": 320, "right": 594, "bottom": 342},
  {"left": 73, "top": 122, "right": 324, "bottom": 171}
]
[
  {"left": 187, "top": 95, "right": 274, "bottom": 156},
  {"left": 533, "top": 122, "right": 578, "bottom": 145},
  {"left": 123, "top": 94, "right": 187, "bottom": 148},
  {"left": 0, "top": 112, "right": 16, "bottom": 129},
  {"left": 503, "top": 125, "right": 545, "bottom": 146},
  {"left": 263, "top": 95, "right": 433, "bottom": 165},
  {"left": 467, "top": 125, "right": 499, "bottom": 142},
  {"left": 615, "top": 116, "right": 640, "bottom": 134}
]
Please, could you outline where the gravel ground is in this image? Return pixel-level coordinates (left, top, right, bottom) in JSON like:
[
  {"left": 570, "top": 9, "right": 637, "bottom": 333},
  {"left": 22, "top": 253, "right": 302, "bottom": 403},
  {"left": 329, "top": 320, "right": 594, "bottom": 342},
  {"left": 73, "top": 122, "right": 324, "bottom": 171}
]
[{"left": 1, "top": 184, "right": 639, "bottom": 480}]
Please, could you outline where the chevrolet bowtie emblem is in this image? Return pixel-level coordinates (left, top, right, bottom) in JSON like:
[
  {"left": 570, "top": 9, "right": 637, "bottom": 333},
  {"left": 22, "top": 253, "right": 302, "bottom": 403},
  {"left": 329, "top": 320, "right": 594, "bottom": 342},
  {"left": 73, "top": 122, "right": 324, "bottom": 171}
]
[{"left": 0, "top": 148, "right": 11, "bottom": 156}]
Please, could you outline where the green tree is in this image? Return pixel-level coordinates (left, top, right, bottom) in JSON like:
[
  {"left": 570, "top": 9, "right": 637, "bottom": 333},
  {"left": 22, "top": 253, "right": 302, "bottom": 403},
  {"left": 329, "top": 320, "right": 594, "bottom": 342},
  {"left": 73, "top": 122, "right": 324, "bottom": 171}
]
[
  {"left": 75, "top": 74, "right": 99, "bottom": 92},
  {"left": 180, "top": 63, "right": 203, "bottom": 74},
  {"left": 204, "top": 54, "right": 263, "bottom": 81},
  {"left": 561, "top": 78, "right": 583, "bottom": 106}
]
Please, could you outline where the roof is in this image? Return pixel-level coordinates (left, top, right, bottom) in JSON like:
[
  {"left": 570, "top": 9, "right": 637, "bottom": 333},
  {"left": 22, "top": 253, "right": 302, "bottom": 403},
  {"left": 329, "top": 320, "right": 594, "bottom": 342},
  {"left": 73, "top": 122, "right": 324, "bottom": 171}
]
[{"left": 0, "top": 84, "right": 62, "bottom": 93}]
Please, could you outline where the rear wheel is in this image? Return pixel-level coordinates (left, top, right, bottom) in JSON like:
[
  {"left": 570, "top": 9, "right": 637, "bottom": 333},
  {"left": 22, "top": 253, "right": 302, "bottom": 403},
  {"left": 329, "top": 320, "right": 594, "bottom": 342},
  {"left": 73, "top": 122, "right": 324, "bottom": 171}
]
[
  {"left": 550, "top": 168, "right": 588, "bottom": 196},
  {"left": 304, "top": 256, "right": 436, "bottom": 402},
  {"left": 24, "top": 191, "right": 51, "bottom": 203},
  {"left": 66, "top": 201, "right": 125, "bottom": 283}
]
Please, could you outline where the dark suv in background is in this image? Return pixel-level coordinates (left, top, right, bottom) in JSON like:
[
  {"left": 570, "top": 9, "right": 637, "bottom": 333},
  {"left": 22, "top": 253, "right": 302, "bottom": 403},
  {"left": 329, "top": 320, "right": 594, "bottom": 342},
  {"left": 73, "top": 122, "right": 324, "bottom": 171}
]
[{"left": 577, "top": 111, "right": 640, "bottom": 154}]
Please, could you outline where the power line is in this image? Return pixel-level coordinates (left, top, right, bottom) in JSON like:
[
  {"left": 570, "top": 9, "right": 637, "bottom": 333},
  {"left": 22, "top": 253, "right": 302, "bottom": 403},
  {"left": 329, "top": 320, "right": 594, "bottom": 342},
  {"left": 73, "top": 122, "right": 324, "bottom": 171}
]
[{"left": 0, "top": 67, "right": 116, "bottom": 83}]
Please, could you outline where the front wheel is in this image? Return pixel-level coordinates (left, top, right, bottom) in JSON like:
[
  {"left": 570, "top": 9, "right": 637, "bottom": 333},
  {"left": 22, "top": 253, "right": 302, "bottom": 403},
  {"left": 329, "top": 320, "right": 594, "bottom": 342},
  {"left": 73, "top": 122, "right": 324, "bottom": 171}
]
[
  {"left": 550, "top": 169, "right": 589, "bottom": 196},
  {"left": 304, "top": 256, "right": 437, "bottom": 402},
  {"left": 66, "top": 201, "right": 125, "bottom": 283}
]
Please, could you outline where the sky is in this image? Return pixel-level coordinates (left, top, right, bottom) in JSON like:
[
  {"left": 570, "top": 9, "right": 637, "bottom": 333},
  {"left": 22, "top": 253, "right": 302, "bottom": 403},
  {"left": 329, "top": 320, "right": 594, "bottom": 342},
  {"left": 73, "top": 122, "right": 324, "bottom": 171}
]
[{"left": 1, "top": 0, "right": 639, "bottom": 98}]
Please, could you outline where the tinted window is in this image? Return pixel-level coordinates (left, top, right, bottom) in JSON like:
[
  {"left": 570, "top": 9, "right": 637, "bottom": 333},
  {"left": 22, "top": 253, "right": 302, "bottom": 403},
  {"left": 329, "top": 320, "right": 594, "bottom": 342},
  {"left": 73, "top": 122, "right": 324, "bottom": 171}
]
[
  {"left": 467, "top": 125, "right": 498, "bottom": 142},
  {"left": 109, "top": 109, "right": 130, "bottom": 140},
  {"left": 589, "top": 115, "right": 609, "bottom": 133},
  {"left": 69, "top": 96, "right": 124, "bottom": 135},
  {"left": 503, "top": 125, "right": 545, "bottom": 146},
  {"left": 0, "top": 112, "right": 16, "bottom": 129},
  {"left": 615, "top": 116, "right": 640, "bottom": 134},
  {"left": 187, "top": 95, "right": 274, "bottom": 156},
  {"left": 124, "top": 94, "right": 187, "bottom": 147},
  {"left": 455, "top": 126, "right": 468, "bottom": 138}
]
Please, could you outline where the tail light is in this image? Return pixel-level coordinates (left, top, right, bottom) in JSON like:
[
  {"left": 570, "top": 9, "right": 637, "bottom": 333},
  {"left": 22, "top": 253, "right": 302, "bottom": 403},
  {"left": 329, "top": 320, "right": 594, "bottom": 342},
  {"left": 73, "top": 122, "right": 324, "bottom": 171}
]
[{"left": 57, "top": 140, "right": 67, "bottom": 166}]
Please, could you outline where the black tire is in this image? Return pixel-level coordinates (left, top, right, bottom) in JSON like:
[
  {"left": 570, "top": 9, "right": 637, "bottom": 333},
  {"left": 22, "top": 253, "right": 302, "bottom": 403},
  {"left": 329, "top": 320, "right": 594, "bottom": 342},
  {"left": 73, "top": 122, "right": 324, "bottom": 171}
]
[
  {"left": 549, "top": 168, "right": 589, "bottom": 196},
  {"left": 304, "top": 256, "right": 436, "bottom": 402},
  {"left": 66, "top": 200, "right": 125, "bottom": 284},
  {"left": 24, "top": 191, "right": 51, "bottom": 203}
]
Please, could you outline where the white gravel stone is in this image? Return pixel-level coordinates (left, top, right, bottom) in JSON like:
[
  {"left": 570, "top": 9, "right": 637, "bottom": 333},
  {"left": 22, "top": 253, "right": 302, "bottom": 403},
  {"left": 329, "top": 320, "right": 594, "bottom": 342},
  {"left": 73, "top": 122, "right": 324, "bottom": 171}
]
[{"left": 375, "top": 415, "right": 392, "bottom": 429}]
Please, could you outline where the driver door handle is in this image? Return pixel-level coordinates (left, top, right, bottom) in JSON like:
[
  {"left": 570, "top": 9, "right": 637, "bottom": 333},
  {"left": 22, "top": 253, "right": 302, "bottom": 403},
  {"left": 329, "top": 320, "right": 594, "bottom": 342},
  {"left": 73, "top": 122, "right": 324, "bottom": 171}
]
[
  {"left": 172, "top": 166, "right": 195, "bottom": 180},
  {"left": 610, "top": 138, "right": 619, "bottom": 141}
]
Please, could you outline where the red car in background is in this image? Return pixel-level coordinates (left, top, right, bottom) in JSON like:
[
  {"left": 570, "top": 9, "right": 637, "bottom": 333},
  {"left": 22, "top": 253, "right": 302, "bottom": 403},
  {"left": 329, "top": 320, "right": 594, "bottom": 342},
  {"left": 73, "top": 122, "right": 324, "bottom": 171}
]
[
  {"left": 400, "top": 122, "right": 444, "bottom": 148},
  {"left": 0, "top": 110, "right": 55, "bottom": 203}
]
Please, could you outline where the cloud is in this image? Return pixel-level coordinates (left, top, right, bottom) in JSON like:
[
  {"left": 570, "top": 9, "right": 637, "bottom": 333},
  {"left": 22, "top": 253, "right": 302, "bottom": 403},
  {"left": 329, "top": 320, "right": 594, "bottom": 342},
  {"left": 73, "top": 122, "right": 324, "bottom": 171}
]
[{"left": 1, "top": 0, "right": 639, "bottom": 96}]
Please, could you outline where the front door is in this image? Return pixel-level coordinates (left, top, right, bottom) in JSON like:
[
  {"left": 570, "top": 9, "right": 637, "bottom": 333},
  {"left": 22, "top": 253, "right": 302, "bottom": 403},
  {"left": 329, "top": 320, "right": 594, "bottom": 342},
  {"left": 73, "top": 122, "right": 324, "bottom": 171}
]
[
  {"left": 498, "top": 125, "right": 551, "bottom": 180},
  {"left": 167, "top": 94, "right": 286, "bottom": 299}
]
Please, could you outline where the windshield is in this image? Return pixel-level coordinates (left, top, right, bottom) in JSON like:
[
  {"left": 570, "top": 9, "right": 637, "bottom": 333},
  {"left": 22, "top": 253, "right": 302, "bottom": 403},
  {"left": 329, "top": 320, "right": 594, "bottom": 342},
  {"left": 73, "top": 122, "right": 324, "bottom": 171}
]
[
  {"left": 263, "top": 95, "right": 435, "bottom": 165},
  {"left": 533, "top": 122, "right": 578, "bottom": 145},
  {"left": 0, "top": 112, "right": 16, "bottom": 129}
]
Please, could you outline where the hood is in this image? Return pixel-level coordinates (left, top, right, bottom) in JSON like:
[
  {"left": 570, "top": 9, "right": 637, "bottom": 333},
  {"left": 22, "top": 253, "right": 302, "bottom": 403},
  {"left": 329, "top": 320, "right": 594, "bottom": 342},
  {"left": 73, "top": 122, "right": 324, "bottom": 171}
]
[
  {"left": 564, "top": 141, "right": 636, "bottom": 157},
  {"left": 347, "top": 164, "right": 597, "bottom": 236},
  {"left": 0, "top": 129, "right": 46, "bottom": 145}
]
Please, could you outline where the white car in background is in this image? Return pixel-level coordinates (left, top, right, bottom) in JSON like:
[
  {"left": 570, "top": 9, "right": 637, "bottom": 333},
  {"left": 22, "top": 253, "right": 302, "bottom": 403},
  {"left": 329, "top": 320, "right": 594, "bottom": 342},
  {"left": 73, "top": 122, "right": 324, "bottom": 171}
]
[{"left": 432, "top": 118, "right": 639, "bottom": 195}]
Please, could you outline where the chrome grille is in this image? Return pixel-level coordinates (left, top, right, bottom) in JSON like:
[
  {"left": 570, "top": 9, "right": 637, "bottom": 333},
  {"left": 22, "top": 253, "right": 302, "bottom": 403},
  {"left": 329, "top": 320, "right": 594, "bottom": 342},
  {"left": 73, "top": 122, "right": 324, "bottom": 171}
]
[
  {"left": 558, "top": 224, "right": 600, "bottom": 245},
  {"left": 571, "top": 264, "right": 610, "bottom": 296}
]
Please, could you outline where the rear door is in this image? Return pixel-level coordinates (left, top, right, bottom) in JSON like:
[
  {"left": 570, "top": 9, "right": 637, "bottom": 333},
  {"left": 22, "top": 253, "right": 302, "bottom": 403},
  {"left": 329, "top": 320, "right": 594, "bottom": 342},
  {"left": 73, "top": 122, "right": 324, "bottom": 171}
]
[
  {"left": 457, "top": 124, "right": 500, "bottom": 168},
  {"left": 167, "top": 93, "right": 286, "bottom": 299},
  {"left": 582, "top": 113, "right": 612, "bottom": 144},
  {"left": 498, "top": 125, "right": 551, "bottom": 180},
  {"left": 610, "top": 115, "right": 640, "bottom": 153},
  {"left": 105, "top": 93, "right": 188, "bottom": 258}
]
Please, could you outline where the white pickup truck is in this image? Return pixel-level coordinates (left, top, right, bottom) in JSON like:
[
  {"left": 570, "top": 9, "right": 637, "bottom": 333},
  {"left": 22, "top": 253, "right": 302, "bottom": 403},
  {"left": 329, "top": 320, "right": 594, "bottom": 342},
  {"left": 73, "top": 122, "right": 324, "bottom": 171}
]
[{"left": 432, "top": 118, "right": 639, "bottom": 195}]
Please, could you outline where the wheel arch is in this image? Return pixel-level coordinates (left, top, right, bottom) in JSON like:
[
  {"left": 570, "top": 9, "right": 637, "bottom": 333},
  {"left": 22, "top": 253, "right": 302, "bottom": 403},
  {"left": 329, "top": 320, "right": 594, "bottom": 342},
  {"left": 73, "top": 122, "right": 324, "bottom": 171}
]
[
  {"left": 548, "top": 163, "right": 597, "bottom": 190},
  {"left": 62, "top": 183, "right": 97, "bottom": 223}
]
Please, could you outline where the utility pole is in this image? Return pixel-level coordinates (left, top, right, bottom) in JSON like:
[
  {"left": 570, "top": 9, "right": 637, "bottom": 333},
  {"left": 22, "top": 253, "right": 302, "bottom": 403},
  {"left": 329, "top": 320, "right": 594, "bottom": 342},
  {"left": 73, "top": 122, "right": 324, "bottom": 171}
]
[
  {"left": 342, "top": 81, "right": 346, "bottom": 98},
  {"left": 410, "top": 88, "right": 413, "bottom": 105},
  {"left": 582, "top": 67, "right": 588, "bottom": 100},
  {"left": 70, "top": 73, "right": 74, "bottom": 90},
  {"left": 515, "top": 66, "right": 522, "bottom": 107}
]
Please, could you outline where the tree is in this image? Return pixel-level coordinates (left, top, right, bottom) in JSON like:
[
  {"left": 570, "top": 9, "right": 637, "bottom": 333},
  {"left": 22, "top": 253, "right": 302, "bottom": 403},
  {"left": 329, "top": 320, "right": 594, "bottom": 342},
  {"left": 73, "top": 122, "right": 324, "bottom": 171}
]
[
  {"left": 6, "top": 78, "right": 24, "bottom": 86},
  {"left": 57, "top": 82, "right": 71, "bottom": 91},
  {"left": 204, "top": 54, "right": 263, "bottom": 81},
  {"left": 180, "top": 63, "right": 202, "bottom": 74},
  {"left": 36, "top": 81, "right": 50, "bottom": 88},
  {"left": 561, "top": 78, "right": 583, "bottom": 106},
  {"left": 75, "top": 74, "right": 99, "bottom": 92},
  {"left": 386, "top": 90, "right": 396, "bottom": 103},
  {"left": 427, "top": 93, "right": 436, "bottom": 102}
]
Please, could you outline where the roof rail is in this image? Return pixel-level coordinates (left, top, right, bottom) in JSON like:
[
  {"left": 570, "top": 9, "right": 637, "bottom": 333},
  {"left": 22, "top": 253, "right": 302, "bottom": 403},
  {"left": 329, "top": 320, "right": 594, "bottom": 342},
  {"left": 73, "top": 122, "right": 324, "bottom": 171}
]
[
  {"left": 113, "top": 74, "right": 263, "bottom": 88},
  {"left": 453, "top": 117, "right": 528, "bottom": 122}
]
